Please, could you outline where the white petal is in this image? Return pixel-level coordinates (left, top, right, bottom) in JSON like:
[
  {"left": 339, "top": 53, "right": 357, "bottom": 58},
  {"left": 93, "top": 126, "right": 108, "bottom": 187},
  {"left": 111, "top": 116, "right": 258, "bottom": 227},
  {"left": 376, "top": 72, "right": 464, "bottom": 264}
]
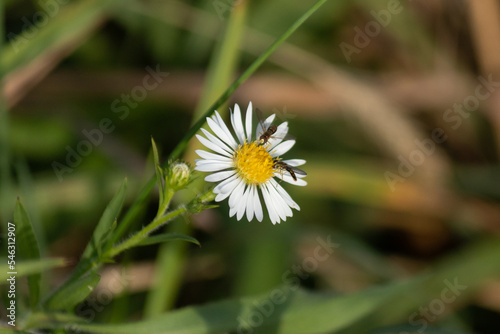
[
  {"left": 194, "top": 159, "right": 233, "bottom": 172},
  {"left": 270, "top": 140, "right": 295, "bottom": 157},
  {"left": 275, "top": 173, "right": 308, "bottom": 186},
  {"left": 213, "top": 173, "right": 239, "bottom": 194},
  {"left": 195, "top": 150, "right": 232, "bottom": 162},
  {"left": 196, "top": 134, "right": 232, "bottom": 158},
  {"left": 194, "top": 164, "right": 232, "bottom": 172},
  {"left": 200, "top": 129, "right": 234, "bottom": 155},
  {"left": 229, "top": 205, "right": 237, "bottom": 218},
  {"left": 245, "top": 102, "right": 253, "bottom": 140},
  {"left": 228, "top": 179, "right": 246, "bottom": 208},
  {"left": 282, "top": 159, "right": 306, "bottom": 167},
  {"left": 261, "top": 184, "right": 280, "bottom": 225},
  {"left": 243, "top": 186, "right": 255, "bottom": 221},
  {"left": 266, "top": 182, "right": 293, "bottom": 219},
  {"left": 264, "top": 183, "right": 287, "bottom": 222},
  {"left": 215, "top": 191, "right": 230, "bottom": 202},
  {"left": 213, "top": 111, "right": 238, "bottom": 149},
  {"left": 195, "top": 159, "right": 233, "bottom": 166},
  {"left": 237, "top": 185, "right": 251, "bottom": 221},
  {"left": 205, "top": 170, "right": 236, "bottom": 182},
  {"left": 231, "top": 104, "right": 246, "bottom": 145},
  {"left": 270, "top": 179, "right": 300, "bottom": 210},
  {"left": 252, "top": 186, "right": 263, "bottom": 222},
  {"left": 207, "top": 117, "right": 238, "bottom": 150}
]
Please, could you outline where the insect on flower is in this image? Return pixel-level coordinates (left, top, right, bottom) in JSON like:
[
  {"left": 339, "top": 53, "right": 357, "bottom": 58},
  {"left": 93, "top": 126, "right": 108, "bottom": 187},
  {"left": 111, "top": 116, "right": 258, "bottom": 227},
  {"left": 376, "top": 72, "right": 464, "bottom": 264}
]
[
  {"left": 255, "top": 108, "right": 294, "bottom": 146},
  {"left": 273, "top": 160, "right": 307, "bottom": 182},
  {"left": 194, "top": 102, "right": 307, "bottom": 225}
]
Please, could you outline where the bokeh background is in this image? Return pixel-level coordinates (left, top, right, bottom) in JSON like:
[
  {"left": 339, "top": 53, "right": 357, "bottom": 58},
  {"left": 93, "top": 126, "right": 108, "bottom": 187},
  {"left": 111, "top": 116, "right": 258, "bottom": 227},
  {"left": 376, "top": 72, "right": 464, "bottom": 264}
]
[{"left": 3, "top": 0, "right": 500, "bottom": 333}]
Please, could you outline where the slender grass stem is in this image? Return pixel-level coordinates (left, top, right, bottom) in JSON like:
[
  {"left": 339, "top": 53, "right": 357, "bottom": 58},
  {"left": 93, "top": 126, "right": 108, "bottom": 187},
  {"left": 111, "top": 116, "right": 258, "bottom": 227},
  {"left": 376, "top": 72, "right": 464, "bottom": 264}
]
[{"left": 168, "top": 0, "right": 329, "bottom": 160}]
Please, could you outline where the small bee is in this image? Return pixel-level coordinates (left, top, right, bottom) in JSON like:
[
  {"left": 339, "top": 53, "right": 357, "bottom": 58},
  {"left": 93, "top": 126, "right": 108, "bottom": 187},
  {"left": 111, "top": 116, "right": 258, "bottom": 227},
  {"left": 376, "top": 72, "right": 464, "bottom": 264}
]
[
  {"left": 259, "top": 124, "right": 278, "bottom": 145},
  {"left": 273, "top": 160, "right": 307, "bottom": 182},
  {"left": 256, "top": 108, "right": 293, "bottom": 145}
]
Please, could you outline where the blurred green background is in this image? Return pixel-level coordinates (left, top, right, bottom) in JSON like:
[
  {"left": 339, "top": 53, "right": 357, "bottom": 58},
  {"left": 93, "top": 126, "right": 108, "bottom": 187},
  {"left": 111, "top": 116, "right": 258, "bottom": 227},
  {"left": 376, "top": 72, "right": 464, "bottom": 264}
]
[{"left": 2, "top": 0, "right": 500, "bottom": 333}]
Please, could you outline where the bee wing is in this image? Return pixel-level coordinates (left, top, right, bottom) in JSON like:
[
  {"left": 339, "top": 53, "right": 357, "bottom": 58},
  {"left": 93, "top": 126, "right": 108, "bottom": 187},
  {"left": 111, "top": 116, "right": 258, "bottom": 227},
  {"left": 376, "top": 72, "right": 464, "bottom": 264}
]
[
  {"left": 266, "top": 123, "right": 294, "bottom": 151},
  {"left": 255, "top": 108, "right": 276, "bottom": 137},
  {"left": 290, "top": 166, "right": 307, "bottom": 176}
]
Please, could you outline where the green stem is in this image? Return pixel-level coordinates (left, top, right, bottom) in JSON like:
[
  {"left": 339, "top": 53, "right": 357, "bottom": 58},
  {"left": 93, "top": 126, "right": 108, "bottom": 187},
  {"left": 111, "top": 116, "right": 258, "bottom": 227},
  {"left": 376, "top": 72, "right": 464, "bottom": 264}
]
[
  {"left": 106, "top": 206, "right": 187, "bottom": 258},
  {"left": 110, "top": 176, "right": 156, "bottom": 245},
  {"left": 157, "top": 189, "right": 175, "bottom": 218},
  {"left": 168, "top": 0, "right": 329, "bottom": 160}
]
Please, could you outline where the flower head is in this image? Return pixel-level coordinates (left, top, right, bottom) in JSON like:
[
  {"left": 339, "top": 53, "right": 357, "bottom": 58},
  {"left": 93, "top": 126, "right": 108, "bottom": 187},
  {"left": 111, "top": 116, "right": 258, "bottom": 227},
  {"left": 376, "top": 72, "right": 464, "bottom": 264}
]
[{"left": 194, "top": 102, "right": 307, "bottom": 224}]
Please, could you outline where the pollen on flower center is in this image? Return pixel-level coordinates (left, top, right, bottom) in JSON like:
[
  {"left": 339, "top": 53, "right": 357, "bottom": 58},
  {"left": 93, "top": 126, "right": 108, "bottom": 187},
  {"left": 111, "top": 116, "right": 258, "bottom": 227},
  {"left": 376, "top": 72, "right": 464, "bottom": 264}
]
[{"left": 234, "top": 142, "right": 274, "bottom": 184}]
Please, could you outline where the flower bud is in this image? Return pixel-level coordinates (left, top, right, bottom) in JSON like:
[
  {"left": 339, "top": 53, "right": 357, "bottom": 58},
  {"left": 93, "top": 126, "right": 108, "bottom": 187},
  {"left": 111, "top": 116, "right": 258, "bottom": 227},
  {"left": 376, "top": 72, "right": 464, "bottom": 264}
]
[{"left": 166, "top": 162, "right": 192, "bottom": 191}]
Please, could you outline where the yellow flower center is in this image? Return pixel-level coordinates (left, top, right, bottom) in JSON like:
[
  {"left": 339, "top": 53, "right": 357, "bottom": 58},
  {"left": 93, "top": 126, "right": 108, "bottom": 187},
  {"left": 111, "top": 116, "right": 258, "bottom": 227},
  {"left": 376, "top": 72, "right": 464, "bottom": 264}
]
[{"left": 234, "top": 142, "right": 274, "bottom": 184}]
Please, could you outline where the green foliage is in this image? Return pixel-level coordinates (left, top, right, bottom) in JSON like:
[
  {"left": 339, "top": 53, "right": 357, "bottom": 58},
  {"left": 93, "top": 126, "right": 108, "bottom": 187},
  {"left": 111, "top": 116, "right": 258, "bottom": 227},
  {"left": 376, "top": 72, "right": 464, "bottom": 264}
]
[
  {"left": 3, "top": 0, "right": 500, "bottom": 333},
  {"left": 2, "top": 0, "right": 121, "bottom": 76},
  {"left": 137, "top": 233, "right": 201, "bottom": 247},
  {"left": 14, "top": 199, "right": 41, "bottom": 308},
  {"left": 60, "top": 286, "right": 404, "bottom": 334},
  {"left": 45, "top": 272, "right": 101, "bottom": 311},
  {"left": 82, "top": 178, "right": 128, "bottom": 262},
  {"left": 0, "top": 258, "right": 65, "bottom": 281}
]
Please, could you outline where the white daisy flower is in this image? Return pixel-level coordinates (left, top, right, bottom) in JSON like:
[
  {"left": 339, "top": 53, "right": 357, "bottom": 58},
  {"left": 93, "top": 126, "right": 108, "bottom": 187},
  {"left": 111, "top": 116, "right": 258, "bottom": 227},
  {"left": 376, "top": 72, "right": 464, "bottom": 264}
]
[{"left": 194, "top": 102, "right": 307, "bottom": 225}]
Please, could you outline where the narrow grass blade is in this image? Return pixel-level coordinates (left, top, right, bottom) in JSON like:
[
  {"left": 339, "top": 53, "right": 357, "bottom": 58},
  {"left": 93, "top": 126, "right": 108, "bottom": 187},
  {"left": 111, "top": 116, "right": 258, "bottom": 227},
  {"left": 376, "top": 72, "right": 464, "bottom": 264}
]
[
  {"left": 0, "top": 258, "right": 66, "bottom": 281},
  {"left": 82, "top": 178, "right": 127, "bottom": 261},
  {"left": 45, "top": 272, "right": 101, "bottom": 311},
  {"left": 55, "top": 284, "right": 408, "bottom": 334},
  {"left": 14, "top": 199, "right": 41, "bottom": 308},
  {"left": 36, "top": 235, "right": 500, "bottom": 334},
  {"left": 24, "top": 311, "right": 88, "bottom": 331},
  {"left": 337, "top": 236, "right": 500, "bottom": 333},
  {"left": 110, "top": 177, "right": 155, "bottom": 246},
  {"left": 0, "top": 329, "right": 29, "bottom": 334},
  {"left": 2, "top": 0, "right": 118, "bottom": 76},
  {"left": 15, "top": 159, "right": 46, "bottom": 256},
  {"left": 3, "top": 0, "right": 121, "bottom": 108},
  {"left": 0, "top": 0, "right": 12, "bottom": 226},
  {"left": 370, "top": 325, "right": 474, "bottom": 334},
  {"left": 137, "top": 233, "right": 200, "bottom": 247},
  {"left": 143, "top": 220, "right": 191, "bottom": 317},
  {"left": 168, "top": 0, "right": 330, "bottom": 160}
]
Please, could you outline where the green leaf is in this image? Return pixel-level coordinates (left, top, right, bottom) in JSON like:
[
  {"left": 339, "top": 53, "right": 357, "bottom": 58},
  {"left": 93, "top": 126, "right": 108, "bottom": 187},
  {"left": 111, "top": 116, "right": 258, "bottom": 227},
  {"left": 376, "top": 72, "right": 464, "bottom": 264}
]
[
  {"left": 23, "top": 311, "right": 87, "bottom": 331},
  {"left": 137, "top": 233, "right": 200, "bottom": 247},
  {"left": 82, "top": 178, "right": 127, "bottom": 261},
  {"left": 42, "top": 180, "right": 126, "bottom": 309},
  {"left": 0, "top": 258, "right": 66, "bottom": 281},
  {"left": 55, "top": 285, "right": 408, "bottom": 334},
  {"left": 336, "top": 236, "right": 500, "bottom": 333},
  {"left": 110, "top": 177, "right": 155, "bottom": 246},
  {"left": 151, "top": 137, "right": 161, "bottom": 169},
  {"left": 370, "top": 325, "right": 474, "bottom": 334},
  {"left": 36, "top": 236, "right": 500, "bottom": 334},
  {"left": 45, "top": 272, "right": 101, "bottom": 311},
  {"left": 14, "top": 199, "right": 41, "bottom": 308},
  {"left": 0, "top": 329, "right": 30, "bottom": 334},
  {"left": 151, "top": 137, "right": 165, "bottom": 214}
]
